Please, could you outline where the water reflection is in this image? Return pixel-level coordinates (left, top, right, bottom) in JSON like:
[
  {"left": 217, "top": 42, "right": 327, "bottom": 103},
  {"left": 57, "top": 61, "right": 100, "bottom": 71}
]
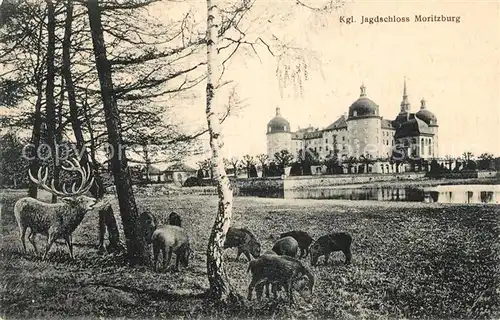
[{"left": 285, "top": 184, "right": 500, "bottom": 204}]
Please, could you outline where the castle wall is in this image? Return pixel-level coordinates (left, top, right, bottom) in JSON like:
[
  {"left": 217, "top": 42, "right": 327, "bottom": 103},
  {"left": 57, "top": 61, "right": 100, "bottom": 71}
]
[
  {"left": 381, "top": 129, "right": 395, "bottom": 158},
  {"left": 347, "top": 117, "right": 382, "bottom": 158},
  {"left": 267, "top": 132, "right": 292, "bottom": 159},
  {"left": 431, "top": 126, "right": 439, "bottom": 158}
]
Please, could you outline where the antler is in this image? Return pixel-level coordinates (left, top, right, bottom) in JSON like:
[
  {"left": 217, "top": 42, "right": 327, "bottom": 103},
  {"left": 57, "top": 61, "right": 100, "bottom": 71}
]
[{"left": 28, "top": 157, "right": 95, "bottom": 198}]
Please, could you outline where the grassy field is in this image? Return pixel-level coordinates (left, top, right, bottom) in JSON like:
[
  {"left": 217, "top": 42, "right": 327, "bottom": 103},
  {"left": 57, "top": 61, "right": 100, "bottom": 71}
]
[{"left": 1, "top": 190, "right": 499, "bottom": 319}]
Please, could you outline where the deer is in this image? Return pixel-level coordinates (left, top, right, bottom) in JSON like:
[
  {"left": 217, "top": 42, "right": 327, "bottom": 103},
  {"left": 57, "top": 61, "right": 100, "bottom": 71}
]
[{"left": 14, "top": 157, "right": 111, "bottom": 260}]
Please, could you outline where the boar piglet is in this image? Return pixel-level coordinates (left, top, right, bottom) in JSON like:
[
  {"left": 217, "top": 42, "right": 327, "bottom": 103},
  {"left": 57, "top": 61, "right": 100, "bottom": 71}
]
[
  {"left": 152, "top": 225, "right": 191, "bottom": 272},
  {"left": 247, "top": 254, "right": 314, "bottom": 304},
  {"left": 168, "top": 211, "right": 182, "bottom": 227},
  {"left": 310, "top": 232, "right": 352, "bottom": 266},
  {"left": 272, "top": 236, "right": 298, "bottom": 258},
  {"left": 280, "top": 230, "right": 314, "bottom": 258},
  {"left": 139, "top": 210, "right": 158, "bottom": 244},
  {"left": 224, "top": 227, "right": 261, "bottom": 261}
]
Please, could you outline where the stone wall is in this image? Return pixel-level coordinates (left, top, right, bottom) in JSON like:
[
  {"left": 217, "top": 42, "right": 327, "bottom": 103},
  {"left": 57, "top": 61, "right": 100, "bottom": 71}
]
[{"left": 284, "top": 172, "right": 426, "bottom": 190}]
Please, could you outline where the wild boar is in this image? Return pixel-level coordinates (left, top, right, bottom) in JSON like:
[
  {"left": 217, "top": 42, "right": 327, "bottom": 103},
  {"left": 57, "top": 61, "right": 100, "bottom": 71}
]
[
  {"left": 310, "top": 232, "right": 352, "bottom": 266},
  {"left": 224, "top": 227, "right": 261, "bottom": 261},
  {"left": 254, "top": 250, "right": 310, "bottom": 300},
  {"left": 168, "top": 211, "right": 182, "bottom": 227},
  {"left": 280, "top": 230, "right": 314, "bottom": 258},
  {"left": 272, "top": 236, "right": 299, "bottom": 258},
  {"left": 247, "top": 254, "right": 314, "bottom": 304},
  {"left": 255, "top": 250, "right": 278, "bottom": 299},
  {"left": 152, "top": 225, "right": 191, "bottom": 272}
]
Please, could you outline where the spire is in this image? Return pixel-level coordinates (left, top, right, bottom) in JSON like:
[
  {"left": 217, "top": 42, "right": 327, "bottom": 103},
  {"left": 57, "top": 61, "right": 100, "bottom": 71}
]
[
  {"left": 400, "top": 77, "right": 411, "bottom": 112},
  {"left": 420, "top": 98, "right": 426, "bottom": 109},
  {"left": 275, "top": 106, "right": 281, "bottom": 116},
  {"left": 360, "top": 83, "right": 367, "bottom": 97}
]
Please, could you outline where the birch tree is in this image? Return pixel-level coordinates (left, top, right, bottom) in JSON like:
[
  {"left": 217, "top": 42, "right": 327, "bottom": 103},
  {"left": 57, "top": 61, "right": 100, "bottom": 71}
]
[
  {"left": 202, "top": 0, "right": 343, "bottom": 304},
  {"left": 204, "top": 0, "right": 241, "bottom": 303}
]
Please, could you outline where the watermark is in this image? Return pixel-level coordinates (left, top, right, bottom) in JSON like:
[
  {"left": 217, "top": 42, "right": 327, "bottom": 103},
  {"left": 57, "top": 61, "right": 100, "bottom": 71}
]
[
  {"left": 21, "top": 142, "right": 129, "bottom": 165},
  {"left": 291, "top": 141, "right": 436, "bottom": 162}
]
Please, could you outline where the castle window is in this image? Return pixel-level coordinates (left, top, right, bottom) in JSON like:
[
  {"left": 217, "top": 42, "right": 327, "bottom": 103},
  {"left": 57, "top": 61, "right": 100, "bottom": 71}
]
[
  {"left": 325, "top": 138, "right": 328, "bottom": 143},
  {"left": 326, "top": 146, "right": 329, "bottom": 151},
  {"left": 342, "top": 136, "right": 345, "bottom": 141},
  {"left": 319, "top": 147, "right": 322, "bottom": 151},
  {"left": 353, "top": 111, "right": 358, "bottom": 117}
]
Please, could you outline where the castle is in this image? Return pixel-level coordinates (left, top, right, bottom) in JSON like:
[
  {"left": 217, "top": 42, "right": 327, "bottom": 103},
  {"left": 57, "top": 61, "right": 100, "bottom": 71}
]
[{"left": 266, "top": 80, "right": 439, "bottom": 173}]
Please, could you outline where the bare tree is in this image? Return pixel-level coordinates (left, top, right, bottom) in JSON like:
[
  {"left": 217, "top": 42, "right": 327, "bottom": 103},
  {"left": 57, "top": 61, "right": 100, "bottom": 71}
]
[
  {"left": 256, "top": 153, "right": 268, "bottom": 177},
  {"left": 242, "top": 154, "right": 254, "bottom": 178},
  {"left": 229, "top": 157, "right": 239, "bottom": 177},
  {"left": 274, "top": 149, "right": 294, "bottom": 172},
  {"left": 86, "top": 0, "right": 147, "bottom": 265}
]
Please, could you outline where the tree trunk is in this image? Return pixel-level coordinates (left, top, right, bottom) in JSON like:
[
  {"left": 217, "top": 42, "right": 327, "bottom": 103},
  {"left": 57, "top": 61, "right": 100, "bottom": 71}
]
[
  {"left": 63, "top": 0, "right": 121, "bottom": 253},
  {"left": 28, "top": 13, "right": 46, "bottom": 199},
  {"left": 87, "top": 0, "right": 147, "bottom": 265},
  {"left": 205, "top": 0, "right": 241, "bottom": 305},
  {"left": 53, "top": 77, "right": 65, "bottom": 200},
  {"left": 45, "top": 0, "right": 57, "bottom": 203},
  {"left": 28, "top": 75, "right": 44, "bottom": 198}
]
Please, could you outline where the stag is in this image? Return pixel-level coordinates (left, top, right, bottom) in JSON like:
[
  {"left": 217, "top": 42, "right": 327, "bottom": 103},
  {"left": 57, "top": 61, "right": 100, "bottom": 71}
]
[{"left": 14, "top": 157, "right": 110, "bottom": 260}]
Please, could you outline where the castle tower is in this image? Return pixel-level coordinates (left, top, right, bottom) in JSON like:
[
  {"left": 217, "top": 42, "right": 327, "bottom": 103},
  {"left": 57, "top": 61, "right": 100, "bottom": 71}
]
[
  {"left": 400, "top": 77, "right": 411, "bottom": 114},
  {"left": 415, "top": 97, "right": 439, "bottom": 158},
  {"left": 266, "top": 107, "right": 292, "bottom": 159},
  {"left": 346, "top": 83, "right": 382, "bottom": 159}
]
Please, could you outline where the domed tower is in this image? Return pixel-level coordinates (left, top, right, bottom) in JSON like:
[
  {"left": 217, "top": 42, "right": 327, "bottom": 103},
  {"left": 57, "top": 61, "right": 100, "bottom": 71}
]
[
  {"left": 416, "top": 98, "right": 439, "bottom": 157},
  {"left": 266, "top": 107, "right": 292, "bottom": 159},
  {"left": 346, "top": 83, "right": 382, "bottom": 158}
]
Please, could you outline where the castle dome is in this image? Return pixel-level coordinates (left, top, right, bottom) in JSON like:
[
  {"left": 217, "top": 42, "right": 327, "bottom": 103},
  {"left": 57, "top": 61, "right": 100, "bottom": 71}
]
[
  {"left": 415, "top": 98, "right": 438, "bottom": 126},
  {"left": 267, "top": 107, "right": 291, "bottom": 133},
  {"left": 348, "top": 84, "right": 379, "bottom": 119}
]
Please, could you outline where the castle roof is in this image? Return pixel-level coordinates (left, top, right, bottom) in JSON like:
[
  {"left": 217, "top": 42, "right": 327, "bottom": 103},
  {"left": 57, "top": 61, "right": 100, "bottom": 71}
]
[
  {"left": 267, "top": 107, "right": 290, "bottom": 133},
  {"left": 394, "top": 116, "right": 433, "bottom": 138},
  {"left": 415, "top": 98, "right": 438, "bottom": 126},
  {"left": 381, "top": 118, "right": 395, "bottom": 130},
  {"left": 348, "top": 84, "right": 380, "bottom": 120},
  {"left": 325, "top": 115, "right": 347, "bottom": 130}
]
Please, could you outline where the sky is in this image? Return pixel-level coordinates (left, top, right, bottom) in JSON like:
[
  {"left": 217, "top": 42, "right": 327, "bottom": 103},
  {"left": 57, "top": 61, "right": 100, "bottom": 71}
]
[{"left": 172, "top": 0, "right": 500, "bottom": 164}]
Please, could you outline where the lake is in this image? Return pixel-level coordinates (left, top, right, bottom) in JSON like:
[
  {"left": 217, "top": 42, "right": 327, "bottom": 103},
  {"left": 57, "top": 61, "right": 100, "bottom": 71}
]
[{"left": 285, "top": 184, "right": 500, "bottom": 204}]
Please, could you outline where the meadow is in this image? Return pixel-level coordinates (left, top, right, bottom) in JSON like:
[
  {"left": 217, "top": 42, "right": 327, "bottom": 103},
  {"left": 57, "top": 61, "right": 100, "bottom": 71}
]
[{"left": 0, "top": 190, "right": 499, "bottom": 319}]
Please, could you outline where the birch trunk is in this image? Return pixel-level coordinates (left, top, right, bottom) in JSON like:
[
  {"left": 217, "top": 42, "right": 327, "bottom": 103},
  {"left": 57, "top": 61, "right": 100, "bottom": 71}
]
[{"left": 205, "top": 0, "right": 240, "bottom": 304}]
